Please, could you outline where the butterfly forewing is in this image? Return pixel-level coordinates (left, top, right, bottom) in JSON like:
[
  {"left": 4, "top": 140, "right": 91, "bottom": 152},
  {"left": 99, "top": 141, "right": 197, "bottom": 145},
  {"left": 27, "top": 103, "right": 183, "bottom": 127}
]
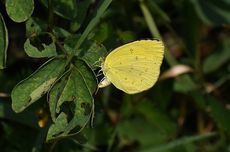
[{"left": 102, "top": 40, "right": 164, "bottom": 94}]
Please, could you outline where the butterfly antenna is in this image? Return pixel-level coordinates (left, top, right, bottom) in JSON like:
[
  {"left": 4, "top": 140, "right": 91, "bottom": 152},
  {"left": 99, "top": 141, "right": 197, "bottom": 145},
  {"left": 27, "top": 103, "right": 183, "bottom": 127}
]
[{"left": 92, "top": 58, "right": 103, "bottom": 68}]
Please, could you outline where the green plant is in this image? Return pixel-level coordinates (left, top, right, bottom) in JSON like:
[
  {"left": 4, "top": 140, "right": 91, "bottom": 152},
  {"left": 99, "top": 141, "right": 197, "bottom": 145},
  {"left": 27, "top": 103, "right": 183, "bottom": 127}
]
[{"left": 0, "top": 0, "right": 230, "bottom": 151}]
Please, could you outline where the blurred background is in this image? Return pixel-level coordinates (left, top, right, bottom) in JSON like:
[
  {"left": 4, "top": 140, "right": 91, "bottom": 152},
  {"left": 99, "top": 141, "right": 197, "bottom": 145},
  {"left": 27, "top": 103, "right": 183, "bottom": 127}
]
[{"left": 0, "top": 0, "right": 230, "bottom": 151}]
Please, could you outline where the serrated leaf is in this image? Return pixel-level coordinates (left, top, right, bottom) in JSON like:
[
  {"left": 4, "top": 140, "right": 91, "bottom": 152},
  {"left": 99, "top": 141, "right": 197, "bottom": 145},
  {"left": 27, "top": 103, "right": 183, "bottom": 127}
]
[
  {"left": 6, "top": 0, "right": 34, "bottom": 23},
  {"left": 11, "top": 57, "right": 66, "bottom": 113},
  {"left": 0, "top": 13, "right": 8, "bottom": 69},
  {"left": 47, "top": 59, "right": 96, "bottom": 140},
  {"left": 24, "top": 33, "right": 57, "bottom": 58}
]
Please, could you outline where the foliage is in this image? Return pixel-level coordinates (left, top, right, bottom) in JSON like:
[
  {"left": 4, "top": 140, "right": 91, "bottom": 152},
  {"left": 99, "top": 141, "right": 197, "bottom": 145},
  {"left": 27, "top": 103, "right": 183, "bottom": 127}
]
[{"left": 0, "top": 0, "right": 230, "bottom": 151}]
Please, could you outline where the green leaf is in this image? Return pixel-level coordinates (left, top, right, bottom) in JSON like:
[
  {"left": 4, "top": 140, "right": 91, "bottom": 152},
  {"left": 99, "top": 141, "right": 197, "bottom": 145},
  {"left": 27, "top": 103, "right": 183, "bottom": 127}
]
[
  {"left": 70, "top": 0, "right": 92, "bottom": 32},
  {"left": 46, "top": 112, "right": 68, "bottom": 141},
  {"left": 74, "top": 0, "right": 112, "bottom": 51},
  {"left": 191, "top": 92, "right": 230, "bottom": 132},
  {"left": 174, "top": 75, "right": 197, "bottom": 93},
  {"left": 6, "top": 0, "right": 34, "bottom": 23},
  {"left": 25, "top": 17, "right": 47, "bottom": 37},
  {"left": 146, "top": 0, "right": 171, "bottom": 23},
  {"left": 78, "top": 40, "right": 107, "bottom": 69},
  {"left": 24, "top": 33, "right": 57, "bottom": 58},
  {"left": 135, "top": 101, "right": 177, "bottom": 136},
  {"left": 64, "top": 35, "right": 107, "bottom": 68},
  {"left": 203, "top": 38, "right": 230, "bottom": 74},
  {"left": 118, "top": 99, "right": 177, "bottom": 148},
  {"left": 26, "top": 17, "right": 71, "bottom": 38},
  {"left": 140, "top": 0, "right": 161, "bottom": 39},
  {"left": 40, "top": 0, "right": 77, "bottom": 20},
  {"left": 117, "top": 117, "right": 169, "bottom": 147},
  {"left": 0, "top": 13, "right": 8, "bottom": 69},
  {"left": 91, "top": 23, "right": 112, "bottom": 43},
  {"left": 190, "top": 0, "right": 230, "bottom": 25},
  {"left": 11, "top": 57, "right": 66, "bottom": 113},
  {"left": 140, "top": 132, "right": 216, "bottom": 152},
  {"left": 47, "top": 59, "right": 96, "bottom": 140},
  {"left": 48, "top": 72, "right": 70, "bottom": 121},
  {"left": 208, "top": 96, "right": 230, "bottom": 132}
]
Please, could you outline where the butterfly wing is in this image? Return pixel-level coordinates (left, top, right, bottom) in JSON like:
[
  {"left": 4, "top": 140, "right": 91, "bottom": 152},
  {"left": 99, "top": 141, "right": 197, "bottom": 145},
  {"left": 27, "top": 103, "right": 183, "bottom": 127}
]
[{"left": 103, "top": 40, "right": 164, "bottom": 94}]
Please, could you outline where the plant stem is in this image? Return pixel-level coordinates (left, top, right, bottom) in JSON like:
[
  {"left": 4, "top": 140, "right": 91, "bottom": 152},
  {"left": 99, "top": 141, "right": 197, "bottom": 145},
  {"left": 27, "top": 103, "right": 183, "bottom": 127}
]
[
  {"left": 139, "top": 0, "right": 177, "bottom": 66},
  {"left": 48, "top": 0, "right": 54, "bottom": 31}
]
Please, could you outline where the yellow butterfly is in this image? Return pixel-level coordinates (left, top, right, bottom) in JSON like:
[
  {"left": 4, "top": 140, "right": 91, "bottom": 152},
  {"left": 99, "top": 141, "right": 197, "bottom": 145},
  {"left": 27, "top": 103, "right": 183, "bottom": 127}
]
[{"left": 98, "top": 40, "right": 164, "bottom": 94}]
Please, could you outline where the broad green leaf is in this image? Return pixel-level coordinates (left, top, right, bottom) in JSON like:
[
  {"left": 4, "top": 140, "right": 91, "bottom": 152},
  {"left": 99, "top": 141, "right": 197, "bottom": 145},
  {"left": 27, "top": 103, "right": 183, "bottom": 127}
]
[
  {"left": 47, "top": 59, "right": 96, "bottom": 140},
  {"left": 48, "top": 72, "right": 70, "bottom": 121},
  {"left": 91, "top": 23, "right": 112, "bottom": 43},
  {"left": 0, "top": 13, "right": 8, "bottom": 69},
  {"left": 46, "top": 112, "right": 68, "bottom": 141},
  {"left": 6, "top": 0, "right": 34, "bottom": 22},
  {"left": 24, "top": 33, "right": 57, "bottom": 58},
  {"left": 40, "top": 0, "right": 77, "bottom": 20},
  {"left": 135, "top": 100, "right": 177, "bottom": 136},
  {"left": 77, "top": 40, "right": 107, "bottom": 69},
  {"left": 72, "top": 59, "right": 97, "bottom": 96},
  {"left": 25, "top": 18, "right": 47, "bottom": 37},
  {"left": 190, "top": 0, "right": 230, "bottom": 25},
  {"left": 117, "top": 117, "right": 169, "bottom": 147},
  {"left": 11, "top": 57, "right": 66, "bottom": 113},
  {"left": 64, "top": 34, "right": 81, "bottom": 55},
  {"left": 64, "top": 35, "right": 107, "bottom": 68},
  {"left": 203, "top": 38, "right": 230, "bottom": 74},
  {"left": 118, "top": 99, "right": 177, "bottom": 147}
]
